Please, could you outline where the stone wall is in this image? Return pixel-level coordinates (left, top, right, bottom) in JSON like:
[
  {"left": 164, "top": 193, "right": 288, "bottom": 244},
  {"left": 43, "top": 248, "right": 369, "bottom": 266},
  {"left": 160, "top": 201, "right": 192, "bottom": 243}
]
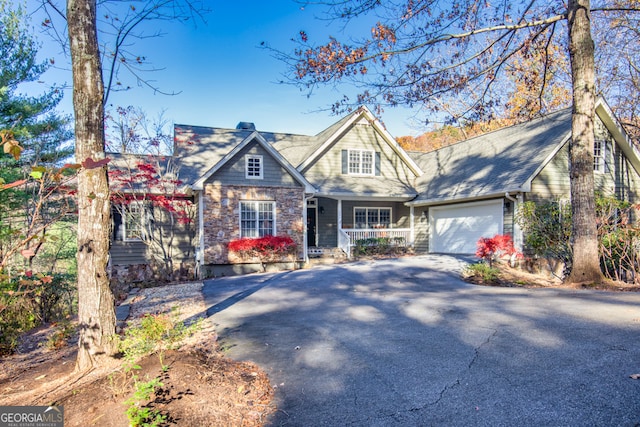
[
  {"left": 109, "top": 261, "right": 197, "bottom": 300},
  {"left": 202, "top": 184, "right": 305, "bottom": 264}
]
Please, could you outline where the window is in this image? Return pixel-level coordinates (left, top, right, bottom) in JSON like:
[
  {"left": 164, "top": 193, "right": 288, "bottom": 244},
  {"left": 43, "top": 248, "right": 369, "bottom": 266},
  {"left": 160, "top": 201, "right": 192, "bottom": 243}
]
[
  {"left": 354, "top": 207, "right": 392, "bottom": 228},
  {"left": 594, "top": 140, "right": 606, "bottom": 173},
  {"left": 240, "top": 201, "right": 275, "bottom": 237},
  {"left": 348, "top": 149, "right": 374, "bottom": 175},
  {"left": 245, "top": 155, "right": 263, "bottom": 179},
  {"left": 123, "top": 202, "right": 144, "bottom": 241}
]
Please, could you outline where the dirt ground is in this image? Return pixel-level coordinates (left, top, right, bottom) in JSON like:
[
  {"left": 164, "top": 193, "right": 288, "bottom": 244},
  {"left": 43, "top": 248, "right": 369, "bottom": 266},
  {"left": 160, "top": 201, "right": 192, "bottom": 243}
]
[
  {"left": 2, "top": 263, "right": 638, "bottom": 427},
  {"left": 0, "top": 298, "right": 276, "bottom": 426},
  {"left": 465, "top": 260, "right": 640, "bottom": 292}
]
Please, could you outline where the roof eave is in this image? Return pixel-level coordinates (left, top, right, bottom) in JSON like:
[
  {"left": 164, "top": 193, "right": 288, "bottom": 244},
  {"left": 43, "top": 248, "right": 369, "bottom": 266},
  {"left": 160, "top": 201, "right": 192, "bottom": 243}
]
[
  {"left": 315, "top": 191, "right": 418, "bottom": 202},
  {"left": 406, "top": 189, "right": 526, "bottom": 207}
]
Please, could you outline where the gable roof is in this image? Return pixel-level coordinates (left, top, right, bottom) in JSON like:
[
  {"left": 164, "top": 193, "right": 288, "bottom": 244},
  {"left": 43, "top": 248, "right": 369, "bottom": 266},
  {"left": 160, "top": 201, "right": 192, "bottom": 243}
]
[
  {"left": 296, "top": 106, "right": 423, "bottom": 176},
  {"left": 407, "top": 108, "right": 573, "bottom": 206},
  {"left": 173, "top": 125, "right": 253, "bottom": 187},
  {"left": 172, "top": 107, "right": 423, "bottom": 199},
  {"left": 186, "top": 130, "right": 316, "bottom": 193},
  {"left": 595, "top": 98, "right": 640, "bottom": 173},
  {"left": 173, "top": 125, "right": 315, "bottom": 193}
]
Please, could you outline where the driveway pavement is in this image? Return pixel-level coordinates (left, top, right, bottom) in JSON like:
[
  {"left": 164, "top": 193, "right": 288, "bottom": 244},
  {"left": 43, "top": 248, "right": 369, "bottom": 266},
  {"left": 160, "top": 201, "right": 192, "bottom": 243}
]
[{"left": 202, "top": 255, "right": 640, "bottom": 426}]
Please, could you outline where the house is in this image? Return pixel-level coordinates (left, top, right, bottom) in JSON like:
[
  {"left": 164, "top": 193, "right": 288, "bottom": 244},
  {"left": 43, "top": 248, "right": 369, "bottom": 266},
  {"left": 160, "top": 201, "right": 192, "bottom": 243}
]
[
  {"left": 107, "top": 99, "right": 640, "bottom": 281},
  {"left": 408, "top": 99, "right": 640, "bottom": 254}
]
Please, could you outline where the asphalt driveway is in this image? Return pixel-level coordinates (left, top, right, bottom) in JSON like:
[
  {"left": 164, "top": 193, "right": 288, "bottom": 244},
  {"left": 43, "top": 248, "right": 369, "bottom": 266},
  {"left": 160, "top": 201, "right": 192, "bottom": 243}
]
[{"left": 202, "top": 255, "right": 640, "bottom": 426}]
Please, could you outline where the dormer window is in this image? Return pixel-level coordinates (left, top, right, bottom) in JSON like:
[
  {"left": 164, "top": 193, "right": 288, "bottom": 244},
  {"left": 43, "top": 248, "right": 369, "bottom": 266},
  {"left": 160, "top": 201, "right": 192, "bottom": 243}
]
[
  {"left": 348, "top": 149, "right": 374, "bottom": 175},
  {"left": 246, "top": 155, "right": 263, "bottom": 179},
  {"left": 594, "top": 140, "right": 606, "bottom": 174}
]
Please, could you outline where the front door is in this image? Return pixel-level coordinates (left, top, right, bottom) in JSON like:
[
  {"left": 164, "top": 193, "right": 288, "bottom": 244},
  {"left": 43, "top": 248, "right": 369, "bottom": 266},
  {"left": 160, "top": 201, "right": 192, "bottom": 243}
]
[{"left": 307, "top": 207, "right": 317, "bottom": 247}]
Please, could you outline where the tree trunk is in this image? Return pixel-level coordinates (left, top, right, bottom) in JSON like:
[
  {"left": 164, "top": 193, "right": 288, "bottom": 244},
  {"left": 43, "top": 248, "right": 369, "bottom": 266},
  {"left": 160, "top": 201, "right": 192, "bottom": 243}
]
[
  {"left": 566, "top": 0, "right": 604, "bottom": 284},
  {"left": 68, "top": 0, "right": 117, "bottom": 371}
]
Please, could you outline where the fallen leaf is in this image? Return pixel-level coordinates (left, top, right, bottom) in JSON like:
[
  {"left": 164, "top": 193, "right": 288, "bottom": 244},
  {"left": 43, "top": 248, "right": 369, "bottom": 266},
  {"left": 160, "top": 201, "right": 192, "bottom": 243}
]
[
  {"left": 21, "top": 249, "right": 36, "bottom": 258},
  {"left": 82, "top": 157, "right": 110, "bottom": 170}
]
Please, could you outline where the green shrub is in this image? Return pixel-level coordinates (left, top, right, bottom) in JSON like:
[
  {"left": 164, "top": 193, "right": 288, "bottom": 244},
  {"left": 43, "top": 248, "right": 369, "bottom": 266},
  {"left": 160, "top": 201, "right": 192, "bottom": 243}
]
[
  {"left": 125, "top": 377, "right": 166, "bottom": 427},
  {"left": 354, "top": 236, "right": 406, "bottom": 257},
  {"left": 118, "top": 308, "right": 201, "bottom": 371},
  {"left": 517, "top": 196, "right": 640, "bottom": 282},
  {"left": 0, "top": 272, "right": 76, "bottom": 355},
  {"left": 464, "top": 262, "right": 500, "bottom": 283},
  {"left": 515, "top": 200, "right": 572, "bottom": 270},
  {"left": 0, "top": 278, "right": 38, "bottom": 355}
]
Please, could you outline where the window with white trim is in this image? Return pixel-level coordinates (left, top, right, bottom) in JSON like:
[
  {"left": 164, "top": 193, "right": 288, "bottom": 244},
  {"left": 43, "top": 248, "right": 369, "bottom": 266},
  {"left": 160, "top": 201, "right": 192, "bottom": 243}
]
[
  {"left": 123, "top": 202, "right": 144, "bottom": 241},
  {"left": 348, "top": 149, "right": 374, "bottom": 175},
  {"left": 245, "top": 155, "right": 263, "bottom": 179},
  {"left": 240, "top": 201, "right": 275, "bottom": 237},
  {"left": 594, "top": 140, "right": 606, "bottom": 173},
  {"left": 354, "top": 207, "right": 391, "bottom": 228}
]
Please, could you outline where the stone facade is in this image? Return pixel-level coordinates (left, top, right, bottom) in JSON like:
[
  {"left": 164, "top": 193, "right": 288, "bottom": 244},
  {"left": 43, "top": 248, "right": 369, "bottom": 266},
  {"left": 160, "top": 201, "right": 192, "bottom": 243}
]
[{"left": 202, "top": 183, "right": 306, "bottom": 264}]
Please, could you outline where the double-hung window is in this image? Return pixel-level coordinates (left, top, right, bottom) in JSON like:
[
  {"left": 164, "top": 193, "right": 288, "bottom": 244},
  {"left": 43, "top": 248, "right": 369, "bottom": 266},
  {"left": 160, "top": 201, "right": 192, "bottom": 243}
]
[
  {"left": 240, "top": 201, "right": 275, "bottom": 237},
  {"left": 594, "top": 140, "right": 606, "bottom": 173},
  {"left": 348, "top": 149, "right": 374, "bottom": 175},
  {"left": 354, "top": 207, "right": 391, "bottom": 229},
  {"left": 246, "top": 155, "right": 263, "bottom": 179},
  {"left": 123, "top": 202, "right": 144, "bottom": 241}
]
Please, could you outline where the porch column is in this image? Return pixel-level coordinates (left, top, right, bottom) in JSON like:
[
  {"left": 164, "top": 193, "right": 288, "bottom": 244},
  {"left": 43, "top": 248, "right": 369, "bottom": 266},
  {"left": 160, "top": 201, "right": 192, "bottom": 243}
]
[
  {"left": 409, "top": 205, "right": 415, "bottom": 247},
  {"left": 303, "top": 195, "right": 309, "bottom": 263},
  {"left": 513, "top": 194, "right": 524, "bottom": 252},
  {"left": 337, "top": 199, "right": 343, "bottom": 235}
]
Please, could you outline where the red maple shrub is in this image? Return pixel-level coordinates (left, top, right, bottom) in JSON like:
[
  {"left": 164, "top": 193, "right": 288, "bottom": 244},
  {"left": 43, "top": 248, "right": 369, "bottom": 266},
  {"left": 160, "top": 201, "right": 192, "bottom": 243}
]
[
  {"left": 228, "top": 235, "right": 298, "bottom": 271},
  {"left": 476, "top": 234, "right": 520, "bottom": 266}
]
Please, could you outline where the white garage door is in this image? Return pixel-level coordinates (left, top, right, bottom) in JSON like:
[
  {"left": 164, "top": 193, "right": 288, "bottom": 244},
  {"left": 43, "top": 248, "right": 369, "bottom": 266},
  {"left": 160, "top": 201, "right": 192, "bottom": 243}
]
[{"left": 429, "top": 200, "right": 503, "bottom": 254}]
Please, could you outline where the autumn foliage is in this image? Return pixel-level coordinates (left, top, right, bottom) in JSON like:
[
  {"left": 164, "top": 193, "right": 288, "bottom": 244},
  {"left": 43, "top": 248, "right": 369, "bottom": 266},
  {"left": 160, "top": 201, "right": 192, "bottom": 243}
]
[
  {"left": 476, "top": 234, "right": 520, "bottom": 266},
  {"left": 228, "top": 235, "right": 297, "bottom": 271}
]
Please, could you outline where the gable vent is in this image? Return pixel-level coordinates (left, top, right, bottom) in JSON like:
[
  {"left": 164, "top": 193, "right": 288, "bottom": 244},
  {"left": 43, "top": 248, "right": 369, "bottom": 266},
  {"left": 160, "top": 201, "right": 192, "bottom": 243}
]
[{"left": 236, "top": 122, "right": 256, "bottom": 130}]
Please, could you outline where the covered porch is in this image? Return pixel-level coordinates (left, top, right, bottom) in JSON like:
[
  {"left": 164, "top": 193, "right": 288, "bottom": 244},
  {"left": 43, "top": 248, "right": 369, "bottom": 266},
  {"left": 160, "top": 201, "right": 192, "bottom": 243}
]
[{"left": 306, "top": 197, "right": 414, "bottom": 259}]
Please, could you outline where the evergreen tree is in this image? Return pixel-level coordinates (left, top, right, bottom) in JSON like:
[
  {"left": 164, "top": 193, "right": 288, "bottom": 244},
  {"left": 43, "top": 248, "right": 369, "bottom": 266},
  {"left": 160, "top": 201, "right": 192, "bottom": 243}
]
[{"left": 0, "top": 0, "right": 73, "bottom": 273}]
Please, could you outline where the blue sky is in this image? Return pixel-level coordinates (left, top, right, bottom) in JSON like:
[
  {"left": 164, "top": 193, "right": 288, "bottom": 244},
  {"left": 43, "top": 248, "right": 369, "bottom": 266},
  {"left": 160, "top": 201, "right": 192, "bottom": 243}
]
[{"left": 28, "top": 1, "right": 424, "bottom": 138}]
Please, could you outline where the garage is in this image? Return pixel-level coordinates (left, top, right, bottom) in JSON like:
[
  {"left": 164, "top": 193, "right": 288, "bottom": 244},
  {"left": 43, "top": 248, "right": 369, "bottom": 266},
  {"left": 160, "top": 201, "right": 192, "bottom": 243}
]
[{"left": 429, "top": 200, "right": 504, "bottom": 254}]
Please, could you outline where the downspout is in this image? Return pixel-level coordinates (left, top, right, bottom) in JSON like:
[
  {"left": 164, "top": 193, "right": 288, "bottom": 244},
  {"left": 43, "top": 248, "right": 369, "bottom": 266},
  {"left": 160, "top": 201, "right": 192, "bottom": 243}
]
[{"left": 505, "top": 192, "right": 522, "bottom": 253}]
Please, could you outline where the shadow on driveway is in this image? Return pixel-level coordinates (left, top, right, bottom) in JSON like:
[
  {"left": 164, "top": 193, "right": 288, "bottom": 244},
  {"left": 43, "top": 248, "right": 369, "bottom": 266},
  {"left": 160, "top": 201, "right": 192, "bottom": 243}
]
[{"left": 201, "top": 255, "right": 640, "bottom": 426}]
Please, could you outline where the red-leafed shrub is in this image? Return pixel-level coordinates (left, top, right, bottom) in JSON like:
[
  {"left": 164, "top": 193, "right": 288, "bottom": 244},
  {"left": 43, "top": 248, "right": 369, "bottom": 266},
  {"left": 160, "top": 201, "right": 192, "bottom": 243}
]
[
  {"left": 476, "top": 234, "right": 520, "bottom": 266},
  {"left": 228, "top": 235, "right": 297, "bottom": 271}
]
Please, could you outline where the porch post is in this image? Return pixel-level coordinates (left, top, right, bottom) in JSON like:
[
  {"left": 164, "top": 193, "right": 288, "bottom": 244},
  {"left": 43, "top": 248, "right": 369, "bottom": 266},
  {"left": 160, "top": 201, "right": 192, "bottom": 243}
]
[
  {"left": 513, "top": 194, "right": 524, "bottom": 253},
  {"left": 337, "top": 199, "right": 343, "bottom": 236},
  {"left": 409, "top": 205, "right": 415, "bottom": 247},
  {"left": 303, "top": 195, "right": 309, "bottom": 263}
]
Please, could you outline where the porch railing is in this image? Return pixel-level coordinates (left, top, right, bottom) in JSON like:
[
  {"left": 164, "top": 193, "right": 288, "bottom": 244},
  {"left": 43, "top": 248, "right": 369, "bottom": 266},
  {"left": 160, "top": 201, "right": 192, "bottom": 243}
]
[
  {"left": 339, "top": 228, "right": 411, "bottom": 258},
  {"left": 338, "top": 229, "right": 352, "bottom": 259}
]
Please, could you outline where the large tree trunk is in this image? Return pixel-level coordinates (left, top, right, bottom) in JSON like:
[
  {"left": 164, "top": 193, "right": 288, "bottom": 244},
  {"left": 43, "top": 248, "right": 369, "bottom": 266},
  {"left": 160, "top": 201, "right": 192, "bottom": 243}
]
[
  {"left": 566, "top": 0, "right": 604, "bottom": 284},
  {"left": 68, "top": 0, "right": 117, "bottom": 371}
]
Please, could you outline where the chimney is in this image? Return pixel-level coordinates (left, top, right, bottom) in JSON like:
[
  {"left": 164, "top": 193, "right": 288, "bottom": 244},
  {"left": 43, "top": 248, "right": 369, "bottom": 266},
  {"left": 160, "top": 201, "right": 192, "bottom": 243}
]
[{"left": 236, "top": 122, "right": 256, "bottom": 130}]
